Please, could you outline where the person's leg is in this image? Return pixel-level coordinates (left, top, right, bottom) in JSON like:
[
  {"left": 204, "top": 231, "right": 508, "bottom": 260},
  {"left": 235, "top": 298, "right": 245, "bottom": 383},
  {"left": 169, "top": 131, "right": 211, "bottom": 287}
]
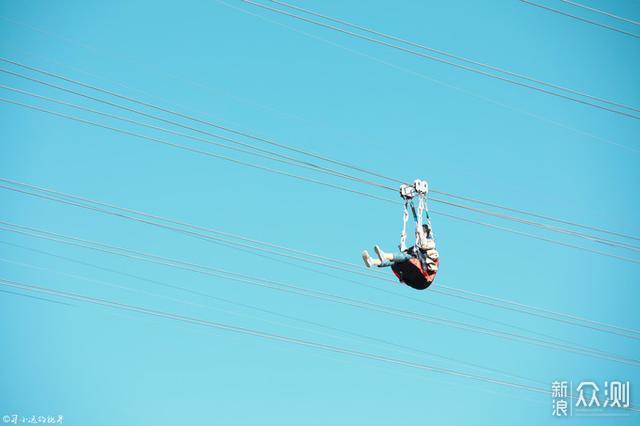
[
  {"left": 374, "top": 245, "right": 394, "bottom": 262},
  {"left": 362, "top": 250, "right": 382, "bottom": 268},
  {"left": 378, "top": 258, "right": 393, "bottom": 267},
  {"left": 393, "top": 251, "right": 413, "bottom": 262},
  {"left": 375, "top": 246, "right": 412, "bottom": 264}
]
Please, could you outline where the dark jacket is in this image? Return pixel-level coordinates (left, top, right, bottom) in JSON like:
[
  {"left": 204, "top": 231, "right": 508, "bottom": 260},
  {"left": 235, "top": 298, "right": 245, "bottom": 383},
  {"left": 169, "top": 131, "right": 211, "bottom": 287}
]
[{"left": 391, "top": 249, "right": 439, "bottom": 290}]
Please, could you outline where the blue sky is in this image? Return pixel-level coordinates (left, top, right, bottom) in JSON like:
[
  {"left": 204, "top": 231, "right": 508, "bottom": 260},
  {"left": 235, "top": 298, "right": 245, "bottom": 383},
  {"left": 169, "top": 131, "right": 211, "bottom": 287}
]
[{"left": 0, "top": 0, "right": 639, "bottom": 424}]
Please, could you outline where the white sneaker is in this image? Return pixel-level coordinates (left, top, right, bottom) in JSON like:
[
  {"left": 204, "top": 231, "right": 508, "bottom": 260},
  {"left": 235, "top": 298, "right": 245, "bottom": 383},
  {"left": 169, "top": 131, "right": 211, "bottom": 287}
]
[
  {"left": 374, "top": 245, "right": 387, "bottom": 262},
  {"left": 362, "top": 250, "right": 374, "bottom": 268}
]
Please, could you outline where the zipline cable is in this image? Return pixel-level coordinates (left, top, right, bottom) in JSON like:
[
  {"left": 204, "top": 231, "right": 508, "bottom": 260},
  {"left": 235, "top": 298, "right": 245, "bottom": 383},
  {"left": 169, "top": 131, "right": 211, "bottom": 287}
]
[
  {"left": 431, "top": 196, "right": 640, "bottom": 252},
  {"left": 0, "top": 82, "right": 395, "bottom": 192},
  {"left": 0, "top": 287, "right": 73, "bottom": 307},
  {"left": 520, "top": 0, "right": 640, "bottom": 38},
  {"left": 236, "top": 0, "right": 640, "bottom": 119},
  {"left": 6, "top": 276, "right": 635, "bottom": 411},
  {"left": 0, "top": 277, "right": 562, "bottom": 398},
  {"left": 559, "top": 0, "right": 640, "bottom": 26},
  {"left": 8, "top": 278, "right": 640, "bottom": 410},
  {"left": 0, "top": 96, "right": 397, "bottom": 204},
  {"left": 0, "top": 56, "right": 402, "bottom": 185},
  {"left": 433, "top": 209, "right": 640, "bottom": 265},
  {"left": 270, "top": 0, "right": 640, "bottom": 113},
  {"left": 429, "top": 189, "right": 640, "bottom": 243}
]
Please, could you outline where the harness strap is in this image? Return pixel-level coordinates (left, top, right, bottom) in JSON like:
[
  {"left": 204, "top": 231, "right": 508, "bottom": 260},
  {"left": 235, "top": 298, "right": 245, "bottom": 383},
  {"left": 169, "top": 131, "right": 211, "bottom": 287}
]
[
  {"left": 423, "top": 197, "right": 434, "bottom": 240},
  {"left": 409, "top": 202, "right": 418, "bottom": 222},
  {"left": 415, "top": 194, "right": 427, "bottom": 248},
  {"left": 399, "top": 201, "right": 410, "bottom": 251}
]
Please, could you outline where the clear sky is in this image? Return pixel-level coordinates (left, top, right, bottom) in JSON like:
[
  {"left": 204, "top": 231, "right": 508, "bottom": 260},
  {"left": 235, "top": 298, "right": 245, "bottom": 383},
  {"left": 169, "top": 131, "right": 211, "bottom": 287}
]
[{"left": 0, "top": 0, "right": 638, "bottom": 424}]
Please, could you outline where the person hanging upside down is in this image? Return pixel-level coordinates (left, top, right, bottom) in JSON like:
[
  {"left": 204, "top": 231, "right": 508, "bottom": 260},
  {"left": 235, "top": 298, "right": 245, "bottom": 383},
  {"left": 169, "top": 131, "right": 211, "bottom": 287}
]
[{"left": 362, "top": 224, "right": 440, "bottom": 290}]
